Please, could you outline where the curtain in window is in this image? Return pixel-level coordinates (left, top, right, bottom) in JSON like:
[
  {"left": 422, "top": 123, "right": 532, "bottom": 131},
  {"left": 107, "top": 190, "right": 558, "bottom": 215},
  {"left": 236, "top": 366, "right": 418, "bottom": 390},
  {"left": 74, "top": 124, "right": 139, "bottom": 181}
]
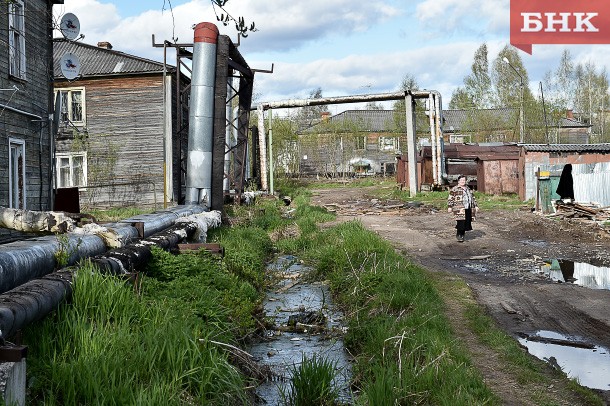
[{"left": 59, "top": 157, "right": 71, "bottom": 188}]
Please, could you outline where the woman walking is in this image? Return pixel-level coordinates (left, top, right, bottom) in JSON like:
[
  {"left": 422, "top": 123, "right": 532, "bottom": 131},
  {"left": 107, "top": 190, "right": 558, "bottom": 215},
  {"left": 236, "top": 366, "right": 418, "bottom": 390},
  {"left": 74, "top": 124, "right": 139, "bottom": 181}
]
[{"left": 447, "top": 175, "right": 479, "bottom": 242}]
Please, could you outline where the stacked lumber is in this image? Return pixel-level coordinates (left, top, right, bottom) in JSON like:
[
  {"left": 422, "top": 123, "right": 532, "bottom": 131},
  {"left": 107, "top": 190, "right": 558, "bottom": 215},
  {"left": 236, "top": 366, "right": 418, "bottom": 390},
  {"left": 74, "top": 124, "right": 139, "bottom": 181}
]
[{"left": 554, "top": 200, "right": 610, "bottom": 222}]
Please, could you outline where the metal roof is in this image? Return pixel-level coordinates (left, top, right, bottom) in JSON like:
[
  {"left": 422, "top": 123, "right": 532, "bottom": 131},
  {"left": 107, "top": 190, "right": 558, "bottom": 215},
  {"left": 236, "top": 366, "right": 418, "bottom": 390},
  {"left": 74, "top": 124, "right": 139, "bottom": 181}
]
[
  {"left": 522, "top": 143, "right": 610, "bottom": 152},
  {"left": 304, "top": 108, "right": 591, "bottom": 134},
  {"left": 53, "top": 38, "right": 173, "bottom": 78},
  {"left": 324, "top": 110, "right": 397, "bottom": 132}
]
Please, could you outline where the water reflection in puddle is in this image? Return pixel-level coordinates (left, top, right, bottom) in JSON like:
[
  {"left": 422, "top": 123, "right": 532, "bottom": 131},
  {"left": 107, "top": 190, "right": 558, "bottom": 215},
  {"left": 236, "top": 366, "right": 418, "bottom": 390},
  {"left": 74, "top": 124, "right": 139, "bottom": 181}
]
[
  {"left": 538, "top": 259, "right": 610, "bottom": 290},
  {"left": 519, "top": 330, "right": 610, "bottom": 390},
  {"left": 249, "top": 255, "right": 353, "bottom": 405}
]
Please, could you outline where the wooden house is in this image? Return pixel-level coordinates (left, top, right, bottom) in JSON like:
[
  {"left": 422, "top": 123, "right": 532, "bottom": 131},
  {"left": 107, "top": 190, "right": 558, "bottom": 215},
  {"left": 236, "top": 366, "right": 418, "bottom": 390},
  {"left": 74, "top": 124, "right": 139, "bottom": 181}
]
[
  {"left": 1, "top": 0, "right": 63, "bottom": 242},
  {"left": 53, "top": 39, "right": 187, "bottom": 209},
  {"left": 443, "top": 108, "right": 591, "bottom": 144},
  {"left": 298, "top": 110, "right": 406, "bottom": 177}
]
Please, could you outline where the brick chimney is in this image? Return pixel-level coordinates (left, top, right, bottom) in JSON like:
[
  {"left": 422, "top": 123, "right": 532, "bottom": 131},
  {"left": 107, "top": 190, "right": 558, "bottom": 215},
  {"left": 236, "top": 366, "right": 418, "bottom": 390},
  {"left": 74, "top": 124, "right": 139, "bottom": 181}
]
[
  {"left": 566, "top": 109, "right": 574, "bottom": 119},
  {"left": 97, "top": 41, "right": 113, "bottom": 50}
]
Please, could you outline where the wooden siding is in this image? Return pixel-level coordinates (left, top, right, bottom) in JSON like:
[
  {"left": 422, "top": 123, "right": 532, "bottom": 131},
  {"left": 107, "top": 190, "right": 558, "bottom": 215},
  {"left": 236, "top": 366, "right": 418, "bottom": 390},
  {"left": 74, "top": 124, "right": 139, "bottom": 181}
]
[
  {"left": 1, "top": 0, "right": 54, "bottom": 242},
  {"left": 55, "top": 75, "right": 167, "bottom": 209}
]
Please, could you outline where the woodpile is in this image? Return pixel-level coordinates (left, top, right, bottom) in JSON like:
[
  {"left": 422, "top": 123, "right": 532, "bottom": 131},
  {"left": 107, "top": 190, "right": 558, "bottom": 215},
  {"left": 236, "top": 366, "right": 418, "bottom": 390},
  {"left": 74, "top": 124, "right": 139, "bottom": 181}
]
[{"left": 553, "top": 200, "right": 610, "bottom": 221}]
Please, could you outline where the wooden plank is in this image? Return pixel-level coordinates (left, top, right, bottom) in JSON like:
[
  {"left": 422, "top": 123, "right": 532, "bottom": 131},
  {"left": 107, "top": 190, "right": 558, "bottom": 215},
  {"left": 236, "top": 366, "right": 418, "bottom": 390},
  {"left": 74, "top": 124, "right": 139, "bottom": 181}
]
[{"left": 177, "top": 243, "right": 224, "bottom": 256}]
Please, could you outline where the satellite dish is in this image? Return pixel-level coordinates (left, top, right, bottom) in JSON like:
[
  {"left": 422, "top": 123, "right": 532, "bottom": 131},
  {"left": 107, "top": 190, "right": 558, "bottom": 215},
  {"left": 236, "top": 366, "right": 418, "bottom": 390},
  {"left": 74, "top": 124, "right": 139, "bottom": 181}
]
[
  {"left": 60, "top": 13, "right": 80, "bottom": 40},
  {"left": 60, "top": 53, "right": 81, "bottom": 80}
]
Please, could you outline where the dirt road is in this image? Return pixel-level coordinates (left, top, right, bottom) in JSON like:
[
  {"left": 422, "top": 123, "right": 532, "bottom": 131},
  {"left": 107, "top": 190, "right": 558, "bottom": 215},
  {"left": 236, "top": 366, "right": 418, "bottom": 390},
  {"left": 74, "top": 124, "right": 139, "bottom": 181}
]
[{"left": 311, "top": 186, "right": 610, "bottom": 404}]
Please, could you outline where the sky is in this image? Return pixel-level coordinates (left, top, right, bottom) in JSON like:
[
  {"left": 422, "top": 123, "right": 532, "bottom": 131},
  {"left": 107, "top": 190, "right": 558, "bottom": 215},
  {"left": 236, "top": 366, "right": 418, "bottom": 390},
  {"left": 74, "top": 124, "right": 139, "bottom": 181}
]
[{"left": 53, "top": 0, "right": 610, "bottom": 114}]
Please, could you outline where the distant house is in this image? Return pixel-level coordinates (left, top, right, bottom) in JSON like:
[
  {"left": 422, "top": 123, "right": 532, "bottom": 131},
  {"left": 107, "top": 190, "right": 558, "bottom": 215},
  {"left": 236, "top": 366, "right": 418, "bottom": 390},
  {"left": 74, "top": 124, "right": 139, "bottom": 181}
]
[
  {"left": 298, "top": 110, "right": 405, "bottom": 177},
  {"left": 53, "top": 39, "right": 187, "bottom": 209},
  {"left": 1, "top": 0, "right": 63, "bottom": 242},
  {"left": 443, "top": 108, "right": 591, "bottom": 144}
]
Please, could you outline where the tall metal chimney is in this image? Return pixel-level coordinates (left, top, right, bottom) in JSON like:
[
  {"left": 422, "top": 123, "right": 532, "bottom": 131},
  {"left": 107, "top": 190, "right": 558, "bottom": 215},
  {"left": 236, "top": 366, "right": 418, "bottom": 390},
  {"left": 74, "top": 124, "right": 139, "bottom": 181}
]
[{"left": 185, "top": 22, "right": 218, "bottom": 206}]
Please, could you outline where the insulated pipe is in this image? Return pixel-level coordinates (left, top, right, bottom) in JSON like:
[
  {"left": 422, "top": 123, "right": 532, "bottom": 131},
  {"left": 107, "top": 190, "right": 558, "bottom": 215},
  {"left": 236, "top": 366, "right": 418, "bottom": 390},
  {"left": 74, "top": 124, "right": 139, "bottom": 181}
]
[
  {"left": 428, "top": 94, "right": 437, "bottom": 185},
  {"left": 432, "top": 91, "right": 444, "bottom": 184},
  {"left": 0, "top": 271, "right": 73, "bottom": 344},
  {"left": 0, "top": 216, "right": 211, "bottom": 342},
  {"left": 0, "top": 206, "right": 205, "bottom": 294},
  {"left": 185, "top": 22, "right": 218, "bottom": 207},
  {"left": 257, "top": 105, "right": 268, "bottom": 191}
]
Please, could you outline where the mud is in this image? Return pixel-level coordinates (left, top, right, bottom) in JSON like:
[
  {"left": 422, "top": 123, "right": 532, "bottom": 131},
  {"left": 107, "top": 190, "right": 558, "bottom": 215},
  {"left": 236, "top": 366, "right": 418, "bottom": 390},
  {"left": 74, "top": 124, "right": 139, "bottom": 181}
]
[{"left": 311, "top": 186, "right": 610, "bottom": 403}]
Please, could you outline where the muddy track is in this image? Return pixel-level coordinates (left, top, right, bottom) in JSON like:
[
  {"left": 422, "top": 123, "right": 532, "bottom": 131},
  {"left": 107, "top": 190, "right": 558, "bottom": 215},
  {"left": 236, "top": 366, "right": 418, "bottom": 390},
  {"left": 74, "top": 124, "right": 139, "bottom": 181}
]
[{"left": 311, "top": 186, "right": 610, "bottom": 403}]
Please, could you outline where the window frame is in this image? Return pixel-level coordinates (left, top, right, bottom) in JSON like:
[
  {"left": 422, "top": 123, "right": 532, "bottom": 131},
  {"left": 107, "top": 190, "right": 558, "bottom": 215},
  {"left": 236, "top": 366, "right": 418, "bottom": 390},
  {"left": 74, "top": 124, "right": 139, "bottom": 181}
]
[
  {"left": 55, "top": 87, "right": 86, "bottom": 126},
  {"left": 355, "top": 135, "right": 366, "bottom": 150},
  {"left": 55, "top": 151, "right": 88, "bottom": 189},
  {"left": 8, "top": 138, "right": 26, "bottom": 209},
  {"left": 378, "top": 136, "right": 399, "bottom": 151},
  {"left": 8, "top": 0, "right": 26, "bottom": 80}
]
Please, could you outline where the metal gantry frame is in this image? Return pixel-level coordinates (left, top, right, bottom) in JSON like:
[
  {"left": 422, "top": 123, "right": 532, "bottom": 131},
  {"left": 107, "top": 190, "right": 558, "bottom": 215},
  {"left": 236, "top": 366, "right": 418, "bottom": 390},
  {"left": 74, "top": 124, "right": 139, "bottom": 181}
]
[
  {"left": 153, "top": 34, "right": 254, "bottom": 210},
  {"left": 254, "top": 90, "right": 444, "bottom": 197}
]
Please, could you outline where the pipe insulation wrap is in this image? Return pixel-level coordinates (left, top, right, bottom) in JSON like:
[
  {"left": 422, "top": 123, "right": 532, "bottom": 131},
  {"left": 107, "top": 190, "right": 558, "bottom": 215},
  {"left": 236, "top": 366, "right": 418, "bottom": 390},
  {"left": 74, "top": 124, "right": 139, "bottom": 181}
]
[
  {"left": 186, "top": 22, "right": 218, "bottom": 206},
  {"left": 0, "top": 206, "right": 206, "bottom": 294},
  {"left": 0, "top": 271, "right": 73, "bottom": 342}
]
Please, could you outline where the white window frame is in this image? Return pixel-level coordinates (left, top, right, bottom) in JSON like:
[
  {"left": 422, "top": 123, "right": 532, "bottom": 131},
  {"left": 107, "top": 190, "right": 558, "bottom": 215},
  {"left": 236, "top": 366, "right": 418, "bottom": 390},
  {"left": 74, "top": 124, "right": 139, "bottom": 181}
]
[
  {"left": 56, "top": 152, "right": 88, "bottom": 189},
  {"left": 8, "top": 0, "right": 26, "bottom": 80},
  {"left": 355, "top": 136, "right": 366, "bottom": 150},
  {"left": 8, "top": 138, "right": 26, "bottom": 209},
  {"left": 379, "top": 136, "right": 399, "bottom": 151},
  {"left": 55, "top": 88, "right": 86, "bottom": 126}
]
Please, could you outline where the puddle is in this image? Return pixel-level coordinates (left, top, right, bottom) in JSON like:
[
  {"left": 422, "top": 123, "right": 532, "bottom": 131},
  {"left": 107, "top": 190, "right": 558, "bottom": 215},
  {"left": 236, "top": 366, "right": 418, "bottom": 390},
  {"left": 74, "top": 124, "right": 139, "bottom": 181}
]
[
  {"left": 538, "top": 259, "right": 610, "bottom": 290},
  {"left": 518, "top": 330, "right": 610, "bottom": 390},
  {"left": 248, "top": 255, "right": 353, "bottom": 404}
]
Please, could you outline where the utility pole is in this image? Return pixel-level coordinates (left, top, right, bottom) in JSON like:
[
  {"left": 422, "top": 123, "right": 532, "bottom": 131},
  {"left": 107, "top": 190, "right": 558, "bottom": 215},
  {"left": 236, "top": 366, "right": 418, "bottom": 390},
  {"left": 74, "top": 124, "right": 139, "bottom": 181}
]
[{"left": 503, "top": 57, "right": 525, "bottom": 143}]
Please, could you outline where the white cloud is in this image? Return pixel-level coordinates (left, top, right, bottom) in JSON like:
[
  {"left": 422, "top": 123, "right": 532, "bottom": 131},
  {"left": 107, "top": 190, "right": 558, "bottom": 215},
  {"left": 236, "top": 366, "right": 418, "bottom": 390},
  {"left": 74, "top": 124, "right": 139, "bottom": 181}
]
[
  {"left": 252, "top": 41, "right": 482, "bottom": 103},
  {"left": 415, "top": 0, "right": 509, "bottom": 35}
]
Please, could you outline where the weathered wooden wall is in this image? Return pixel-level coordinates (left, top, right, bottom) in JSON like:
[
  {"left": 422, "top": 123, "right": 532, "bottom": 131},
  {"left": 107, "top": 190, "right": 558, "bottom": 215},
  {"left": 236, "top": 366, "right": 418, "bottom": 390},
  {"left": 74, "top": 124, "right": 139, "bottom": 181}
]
[
  {"left": 1, "top": 0, "right": 54, "bottom": 242},
  {"left": 55, "top": 75, "right": 167, "bottom": 209}
]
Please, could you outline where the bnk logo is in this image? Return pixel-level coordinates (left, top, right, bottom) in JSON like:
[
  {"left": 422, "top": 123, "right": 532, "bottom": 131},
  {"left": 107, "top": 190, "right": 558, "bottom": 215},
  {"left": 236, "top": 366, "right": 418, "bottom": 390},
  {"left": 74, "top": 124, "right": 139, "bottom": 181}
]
[{"left": 510, "top": 0, "right": 610, "bottom": 54}]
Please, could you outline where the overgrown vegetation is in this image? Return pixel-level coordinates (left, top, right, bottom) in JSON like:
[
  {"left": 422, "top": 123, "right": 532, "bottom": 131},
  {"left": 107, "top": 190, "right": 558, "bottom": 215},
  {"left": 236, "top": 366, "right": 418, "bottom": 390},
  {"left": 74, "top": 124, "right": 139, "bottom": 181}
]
[
  {"left": 21, "top": 180, "right": 600, "bottom": 404},
  {"left": 24, "top": 219, "right": 273, "bottom": 404}
]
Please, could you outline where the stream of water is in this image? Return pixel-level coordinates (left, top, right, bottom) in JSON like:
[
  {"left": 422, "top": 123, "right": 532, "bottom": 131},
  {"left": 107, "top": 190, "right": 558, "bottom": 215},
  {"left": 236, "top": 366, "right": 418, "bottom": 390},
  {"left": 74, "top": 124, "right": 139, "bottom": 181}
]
[{"left": 248, "top": 255, "right": 353, "bottom": 405}]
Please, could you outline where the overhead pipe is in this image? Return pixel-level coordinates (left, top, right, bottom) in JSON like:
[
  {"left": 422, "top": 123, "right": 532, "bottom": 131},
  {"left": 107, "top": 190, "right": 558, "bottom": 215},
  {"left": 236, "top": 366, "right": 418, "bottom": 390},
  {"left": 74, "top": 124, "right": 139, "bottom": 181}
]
[{"left": 185, "top": 22, "right": 219, "bottom": 207}]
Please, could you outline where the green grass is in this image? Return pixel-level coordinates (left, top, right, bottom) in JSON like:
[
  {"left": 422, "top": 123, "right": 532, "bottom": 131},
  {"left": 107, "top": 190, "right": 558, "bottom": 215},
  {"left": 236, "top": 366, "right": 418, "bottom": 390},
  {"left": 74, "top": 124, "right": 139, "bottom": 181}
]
[
  {"left": 282, "top": 355, "right": 340, "bottom": 406},
  {"left": 24, "top": 216, "right": 276, "bottom": 405},
  {"left": 85, "top": 206, "right": 153, "bottom": 222},
  {"left": 270, "top": 197, "right": 498, "bottom": 405},
  {"left": 25, "top": 264, "right": 251, "bottom": 405}
]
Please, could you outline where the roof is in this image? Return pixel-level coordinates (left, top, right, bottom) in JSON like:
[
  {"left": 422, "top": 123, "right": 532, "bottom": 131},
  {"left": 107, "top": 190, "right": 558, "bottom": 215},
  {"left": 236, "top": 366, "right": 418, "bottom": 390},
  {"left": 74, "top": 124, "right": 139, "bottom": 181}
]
[
  {"left": 305, "top": 108, "right": 590, "bottom": 135},
  {"left": 53, "top": 38, "right": 173, "bottom": 78},
  {"left": 522, "top": 143, "right": 610, "bottom": 152},
  {"left": 313, "top": 110, "right": 398, "bottom": 132},
  {"left": 443, "top": 108, "right": 590, "bottom": 132}
]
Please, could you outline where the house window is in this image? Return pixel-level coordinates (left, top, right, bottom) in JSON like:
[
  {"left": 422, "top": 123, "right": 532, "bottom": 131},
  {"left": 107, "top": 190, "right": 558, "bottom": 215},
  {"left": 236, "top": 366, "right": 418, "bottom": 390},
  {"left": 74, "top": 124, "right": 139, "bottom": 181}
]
[
  {"left": 56, "top": 88, "right": 85, "bottom": 125},
  {"left": 8, "top": 138, "right": 26, "bottom": 209},
  {"left": 56, "top": 152, "right": 87, "bottom": 188},
  {"left": 355, "top": 136, "right": 366, "bottom": 150},
  {"left": 379, "top": 136, "right": 399, "bottom": 151},
  {"left": 8, "top": 0, "right": 26, "bottom": 80}
]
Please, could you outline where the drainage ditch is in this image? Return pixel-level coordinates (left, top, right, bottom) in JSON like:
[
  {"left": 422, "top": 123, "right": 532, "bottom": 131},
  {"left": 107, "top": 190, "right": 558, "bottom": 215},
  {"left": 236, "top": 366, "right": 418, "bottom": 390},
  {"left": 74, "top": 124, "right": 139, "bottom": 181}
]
[{"left": 248, "top": 255, "right": 353, "bottom": 404}]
